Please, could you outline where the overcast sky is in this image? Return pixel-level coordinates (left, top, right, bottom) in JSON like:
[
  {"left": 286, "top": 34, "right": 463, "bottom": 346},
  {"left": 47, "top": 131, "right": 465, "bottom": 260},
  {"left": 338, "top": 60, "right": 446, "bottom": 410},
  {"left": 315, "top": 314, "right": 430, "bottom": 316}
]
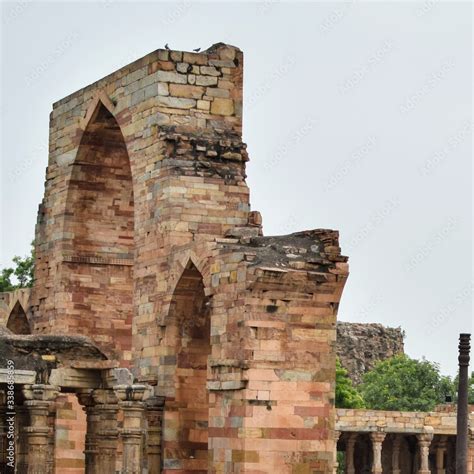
[{"left": 1, "top": 1, "right": 472, "bottom": 375}]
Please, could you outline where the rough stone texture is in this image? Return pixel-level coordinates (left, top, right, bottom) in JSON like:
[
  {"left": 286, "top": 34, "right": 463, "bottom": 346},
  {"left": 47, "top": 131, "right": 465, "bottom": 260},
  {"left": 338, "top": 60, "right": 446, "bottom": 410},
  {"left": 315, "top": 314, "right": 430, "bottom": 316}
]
[
  {"left": 336, "top": 321, "right": 405, "bottom": 385},
  {"left": 22, "top": 42, "right": 350, "bottom": 473}
]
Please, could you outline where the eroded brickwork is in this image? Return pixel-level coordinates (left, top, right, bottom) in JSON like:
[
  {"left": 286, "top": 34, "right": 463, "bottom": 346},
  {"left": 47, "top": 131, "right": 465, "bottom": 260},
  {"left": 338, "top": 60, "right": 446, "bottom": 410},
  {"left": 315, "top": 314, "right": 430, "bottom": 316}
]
[{"left": 29, "top": 43, "right": 349, "bottom": 472}]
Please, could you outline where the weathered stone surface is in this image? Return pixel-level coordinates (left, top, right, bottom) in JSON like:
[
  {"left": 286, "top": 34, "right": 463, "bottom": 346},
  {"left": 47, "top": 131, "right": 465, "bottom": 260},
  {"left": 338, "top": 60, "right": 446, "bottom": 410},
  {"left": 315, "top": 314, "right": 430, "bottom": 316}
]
[
  {"left": 337, "top": 322, "right": 405, "bottom": 384},
  {"left": 211, "top": 97, "right": 234, "bottom": 115}
]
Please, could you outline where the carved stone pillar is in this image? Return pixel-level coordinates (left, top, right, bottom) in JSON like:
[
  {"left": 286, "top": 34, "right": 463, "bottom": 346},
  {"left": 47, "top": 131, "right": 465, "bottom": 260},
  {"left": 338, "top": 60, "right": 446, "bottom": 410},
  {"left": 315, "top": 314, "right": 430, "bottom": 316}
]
[
  {"left": 115, "top": 385, "right": 147, "bottom": 474},
  {"left": 370, "top": 432, "right": 386, "bottom": 474},
  {"left": 417, "top": 431, "right": 433, "bottom": 474},
  {"left": 332, "top": 430, "right": 341, "bottom": 474},
  {"left": 346, "top": 433, "right": 357, "bottom": 474},
  {"left": 392, "top": 435, "right": 402, "bottom": 474},
  {"left": 436, "top": 436, "right": 447, "bottom": 474},
  {"left": 93, "top": 389, "right": 119, "bottom": 474},
  {"left": 22, "top": 384, "right": 59, "bottom": 474},
  {"left": 145, "top": 396, "right": 165, "bottom": 474},
  {"left": 77, "top": 390, "right": 101, "bottom": 474}
]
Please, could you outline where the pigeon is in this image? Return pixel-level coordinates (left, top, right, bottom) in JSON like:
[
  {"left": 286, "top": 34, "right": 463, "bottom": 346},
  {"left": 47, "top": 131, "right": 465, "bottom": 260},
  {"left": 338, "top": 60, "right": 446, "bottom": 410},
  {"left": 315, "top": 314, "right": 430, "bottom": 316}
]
[
  {"left": 193, "top": 47, "right": 201, "bottom": 52},
  {"left": 164, "top": 43, "right": 170, "bottom": 50}
]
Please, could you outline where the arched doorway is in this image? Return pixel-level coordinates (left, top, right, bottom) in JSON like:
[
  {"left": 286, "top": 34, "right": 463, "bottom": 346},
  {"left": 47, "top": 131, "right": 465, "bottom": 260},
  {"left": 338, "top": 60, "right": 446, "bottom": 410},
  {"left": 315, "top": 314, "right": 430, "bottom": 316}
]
[
  {"left": 6, "top": 301, "right": 30, "bottom": 334},
  {"left": 62, "top": 101, "right": 134, "bottom": 362},
  {"left": 164, "top": 260, "right": 211, "bottom": 472}
]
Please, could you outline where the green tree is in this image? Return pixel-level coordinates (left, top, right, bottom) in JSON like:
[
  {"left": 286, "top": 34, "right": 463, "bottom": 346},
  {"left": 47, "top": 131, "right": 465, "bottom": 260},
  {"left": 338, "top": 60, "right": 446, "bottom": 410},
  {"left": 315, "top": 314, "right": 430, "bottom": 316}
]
[
  {"left": 0, "top": 267, "right": 15, "bottom": 292},
  {"left": 336, "top": 358, "right": 365, "bottom": 409},
  {"left": 360, "top": 354, "right": 449, "bottom": 411},
  {"left": 0, "top": 242, "right": 35, "bottom": 291}
]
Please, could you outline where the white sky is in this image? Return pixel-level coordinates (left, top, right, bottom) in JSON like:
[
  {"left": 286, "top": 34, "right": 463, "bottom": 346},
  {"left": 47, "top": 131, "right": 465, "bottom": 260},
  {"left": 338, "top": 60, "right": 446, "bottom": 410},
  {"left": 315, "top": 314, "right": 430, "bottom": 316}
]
[{"left": 1, "top": 1, "right": 472, "bottom": 375}]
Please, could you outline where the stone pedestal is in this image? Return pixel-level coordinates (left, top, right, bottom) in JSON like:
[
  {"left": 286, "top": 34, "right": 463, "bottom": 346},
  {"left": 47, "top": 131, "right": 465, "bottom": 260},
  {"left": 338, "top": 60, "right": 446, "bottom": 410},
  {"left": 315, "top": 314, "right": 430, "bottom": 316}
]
[
  {"left": 417, "top": 431, "right": 434, "bottom": 474},
  {"left": 22, "top": 384, "right": 58, "bottom": 474},
  {"left": 93, "top": 389, "right": 119, "bottom": 474},
  {"left": 145, "top": 396, "right": 165, "bottom": 474},
  {"left": 115, "top": 385, "right": 147, "bottom": 474},
  {"left": 370, "top": 432, "right": 386, "bottom": 474}
]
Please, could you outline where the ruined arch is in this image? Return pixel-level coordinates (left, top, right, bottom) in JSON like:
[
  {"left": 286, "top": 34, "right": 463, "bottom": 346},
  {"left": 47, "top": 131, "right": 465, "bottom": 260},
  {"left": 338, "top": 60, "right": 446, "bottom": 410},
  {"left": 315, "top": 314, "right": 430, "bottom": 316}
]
[
  {"left": 61, "top": 100, "right": 134, "bottom": 362},
  {"left": 6, "top": 301, "right": 30, "bottom": 334},
  {"left": 163, "top": 260, "right": 211, "bottom": 471}
]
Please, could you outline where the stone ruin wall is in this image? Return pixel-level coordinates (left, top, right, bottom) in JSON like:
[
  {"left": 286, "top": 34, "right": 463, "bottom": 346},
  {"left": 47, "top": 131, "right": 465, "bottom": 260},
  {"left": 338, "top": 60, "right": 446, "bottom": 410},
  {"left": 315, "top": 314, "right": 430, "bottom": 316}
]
[{"left": 336, "top": 321, "right": 405, "bottom": 385}]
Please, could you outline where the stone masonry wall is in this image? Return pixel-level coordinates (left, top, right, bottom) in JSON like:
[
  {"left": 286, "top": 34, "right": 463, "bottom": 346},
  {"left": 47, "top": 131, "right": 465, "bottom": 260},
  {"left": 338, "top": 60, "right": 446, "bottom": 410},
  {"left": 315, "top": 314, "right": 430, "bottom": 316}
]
[{"left": 336, "top": 321, "right": 405, "bottom": 385}]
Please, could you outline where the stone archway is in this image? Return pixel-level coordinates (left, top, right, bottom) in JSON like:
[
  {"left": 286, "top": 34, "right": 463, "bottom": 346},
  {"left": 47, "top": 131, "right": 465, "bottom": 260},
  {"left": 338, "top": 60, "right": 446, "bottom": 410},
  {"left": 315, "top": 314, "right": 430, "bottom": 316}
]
[
  {"left": 163, "top": 260, "right": 211, "bottom": 472},
  {"left": 6, "top": 301, "right": 30, "bottom": 334},
  {"left": 61, "top": 101, "right": 135, "bottom": 363}
]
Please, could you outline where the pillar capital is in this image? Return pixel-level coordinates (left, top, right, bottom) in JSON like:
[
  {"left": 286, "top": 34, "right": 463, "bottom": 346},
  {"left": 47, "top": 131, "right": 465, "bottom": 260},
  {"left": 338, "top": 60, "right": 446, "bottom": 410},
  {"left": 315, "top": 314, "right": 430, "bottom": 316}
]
[
  {"left": 417, "top": 430, "right": 434, "bottom": 446},
  {"left": 22, "top": 384, "right": 59, "bottom": 402},
  {"left": 370, "top": 431, "right": 387, "bottom": 443},
  {"left": 114, "top": 384, "right": 148, "bottom": 402}
]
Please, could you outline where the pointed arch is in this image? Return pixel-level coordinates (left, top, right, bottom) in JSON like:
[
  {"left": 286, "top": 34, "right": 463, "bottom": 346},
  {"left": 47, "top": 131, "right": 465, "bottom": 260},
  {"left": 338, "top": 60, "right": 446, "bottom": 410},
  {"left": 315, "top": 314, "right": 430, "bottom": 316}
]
[
  {"left": 7, "top": 301, "right": 30, "bottom": 335},
  {"left": 163, "top": 259, "right": 211, "bottom": 470},
  {"left": 61, "top": 99, "right": 134, "bottom": 362}
]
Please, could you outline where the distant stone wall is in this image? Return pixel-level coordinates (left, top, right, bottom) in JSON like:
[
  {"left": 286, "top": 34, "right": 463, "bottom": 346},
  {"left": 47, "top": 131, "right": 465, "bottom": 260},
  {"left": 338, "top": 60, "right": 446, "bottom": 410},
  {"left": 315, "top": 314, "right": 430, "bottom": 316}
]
[{"left": 336, "top": 321, "right": 405, "bottom": 385}]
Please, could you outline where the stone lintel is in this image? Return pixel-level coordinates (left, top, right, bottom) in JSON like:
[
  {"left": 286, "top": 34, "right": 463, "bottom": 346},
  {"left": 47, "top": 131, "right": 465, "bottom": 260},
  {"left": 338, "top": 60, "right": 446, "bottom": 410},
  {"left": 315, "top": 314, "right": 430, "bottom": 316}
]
[{"left": 0, "top": 368, "right": 36, "bottom": 385}]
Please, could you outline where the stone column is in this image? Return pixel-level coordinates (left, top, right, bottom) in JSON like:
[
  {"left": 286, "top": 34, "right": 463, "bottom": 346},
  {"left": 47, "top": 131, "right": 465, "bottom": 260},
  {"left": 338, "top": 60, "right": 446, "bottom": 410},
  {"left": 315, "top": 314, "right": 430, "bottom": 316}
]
[
  {"left": 22, "top": 384, "right": 59, "bottom": 474},
  {"left": 115, "top": 385, "right": 147, "bottom": 474},
  {"left": 417, "top": 431, "right": 434, "bottom": 474},
  {"left": 370, "top": 432, "right": 386, "bottom": 474},
  {"left": 145, "top": 396, "right": 165, "bottom": 474},
  {"left": 16, "top": 405, "right": 29, "bottom": 473},
  {"left": 346, "top": 433, "right": 357, "bottom": 474},
  {"left": 77, "top": 390, "right": 101, "bottom": 474},
  {"left": 333, "top": 430, "right": 341, "bottom": 474},
  {"left": 93, "top": 389, "right": 119, "bottom": 474},
  {"left": 391, "top": 435, "right": 402, "bottom": 474},
  {"left": 435, "top": 436, "right": 447, "bottom": 474}
]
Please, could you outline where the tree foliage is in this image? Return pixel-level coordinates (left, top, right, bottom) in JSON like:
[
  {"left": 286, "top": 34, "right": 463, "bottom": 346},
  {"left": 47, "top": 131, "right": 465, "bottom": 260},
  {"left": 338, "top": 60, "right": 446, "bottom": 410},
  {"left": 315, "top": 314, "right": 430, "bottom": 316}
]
[
  {"left": 360, "top": 354, "right": 450, "bottom": 411},
  {"left": 335, "top": 358, "right": 365, "bottom": 409},
  {"left": 0, "top": 242, "right": 35, "bottom": 292}
]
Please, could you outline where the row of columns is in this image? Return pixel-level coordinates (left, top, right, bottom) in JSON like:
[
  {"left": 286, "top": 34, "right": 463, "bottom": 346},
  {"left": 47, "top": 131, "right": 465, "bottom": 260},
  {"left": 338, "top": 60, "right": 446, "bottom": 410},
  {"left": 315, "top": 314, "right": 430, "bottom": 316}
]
[
  {"left": 338, "top": 430, "right": 443, "bottom": 474},
  {"left": 11, "top": 383, "right": 164, "bottom": 474}
]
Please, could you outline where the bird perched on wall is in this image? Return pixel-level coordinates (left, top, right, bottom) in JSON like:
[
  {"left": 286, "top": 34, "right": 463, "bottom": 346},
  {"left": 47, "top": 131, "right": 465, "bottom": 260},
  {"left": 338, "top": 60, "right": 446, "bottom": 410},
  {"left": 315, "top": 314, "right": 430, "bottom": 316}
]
[
  {"left": 193, "top": 47, "right": 201, "bottom": 52},
  {"left": 164, "top": 43, "right": 170, "bottom": 50}
]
